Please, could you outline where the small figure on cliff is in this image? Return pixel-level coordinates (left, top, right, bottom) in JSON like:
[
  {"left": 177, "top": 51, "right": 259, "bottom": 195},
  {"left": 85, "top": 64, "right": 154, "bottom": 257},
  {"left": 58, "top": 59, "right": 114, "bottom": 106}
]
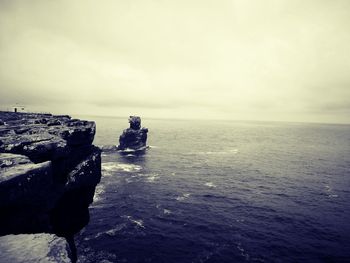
[{"left": 117, "top": 116, "right": 148, "bottom": 151}]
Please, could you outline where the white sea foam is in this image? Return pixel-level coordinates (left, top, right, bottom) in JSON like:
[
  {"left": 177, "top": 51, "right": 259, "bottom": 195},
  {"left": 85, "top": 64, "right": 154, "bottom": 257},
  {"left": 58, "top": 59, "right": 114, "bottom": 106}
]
[
  {"left": 125, "top": 178, "right": 134, "bottom": 183},
  {"left": 102, "top": 162, "right": 142, "bottom": 172},
  {"left": 146, "top": 173, "right": 159, "bottom": 182},
  {"left": 93, "top": 184, "right": 105, "bottom": 202},
  {"left": 324, "top": 185, "right": 338, "bottom": 198},
  {"left": 237, "top": 242, "right": 250, "bottom": 261},
  {"left": 88, "top": 223, "right": 127, "bottom": 240},
  {"left": 118, "top": 146, "right": 148, "bottom": 153},
  {"left": 122, "top": 215, "right": 145, "bottom": 228},
  {"left": 205, "top": 182, "right": 217, "bottom": 188},
  {"left": 176, "top": 193, "right": 191, "bottom": 201},
  {"left": 119, "top": 148, "right": 136, "bottom": 153},
  {"left": 105, "top": 223, "right": 127, "bottom": 236},
  {"left": 129, "top": 173, "right": 159, "bottom": 182},
  {"left": 102, "top": 171, "right": 114, "bottom": 177},
  {"left": 328, "top": 194, "right": 338, "bottom": 198},
  {"left": 163, "top": 209, "right": 172, "bottom": 215},
  {"left": 132, "top": 219, "right": 145, "bottom": 228}
]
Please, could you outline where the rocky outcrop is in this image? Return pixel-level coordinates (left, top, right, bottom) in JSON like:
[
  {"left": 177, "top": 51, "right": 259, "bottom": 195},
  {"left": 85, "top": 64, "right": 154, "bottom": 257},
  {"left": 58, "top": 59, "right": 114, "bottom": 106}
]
[
  {"left": 0, "top": 233, "right": 72, "bottom": 263},
  {"left": 118, "top": 116, "right": 148, "bottom": 151},
  {"left": 0, "top": 111, "right": 102, "bottom": 262}
]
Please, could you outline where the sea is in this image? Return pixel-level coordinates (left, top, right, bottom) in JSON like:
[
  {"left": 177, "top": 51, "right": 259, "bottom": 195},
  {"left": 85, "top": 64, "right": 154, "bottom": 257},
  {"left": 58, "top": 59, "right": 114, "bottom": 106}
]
[{"left": 74, "top": 116, "right": 350, "bottom": 263}]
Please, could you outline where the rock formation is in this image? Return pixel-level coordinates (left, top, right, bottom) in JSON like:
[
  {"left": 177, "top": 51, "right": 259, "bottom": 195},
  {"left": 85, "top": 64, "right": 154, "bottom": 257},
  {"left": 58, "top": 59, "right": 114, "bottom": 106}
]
[
  {"left": 0, "top": 234, "right": 72, "bottom": 263},
  {"left": 0, "top": 111, "right": 102, "bottom": 262},
  {"left": 118, "top": 116, "right": 148, "bottom": 151}
]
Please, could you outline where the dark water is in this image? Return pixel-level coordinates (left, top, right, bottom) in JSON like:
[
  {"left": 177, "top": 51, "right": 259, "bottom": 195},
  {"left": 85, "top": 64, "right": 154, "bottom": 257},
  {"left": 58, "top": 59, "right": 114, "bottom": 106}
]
[{"left": 75, "top": 116, "right": 350, "bottom": 263}]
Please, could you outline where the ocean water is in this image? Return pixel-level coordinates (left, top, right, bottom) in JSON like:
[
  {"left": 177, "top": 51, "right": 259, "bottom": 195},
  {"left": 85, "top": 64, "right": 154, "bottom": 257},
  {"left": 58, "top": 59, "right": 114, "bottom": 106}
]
[{"left": 75, "top": 116, "right": 350, "bottom": 263}]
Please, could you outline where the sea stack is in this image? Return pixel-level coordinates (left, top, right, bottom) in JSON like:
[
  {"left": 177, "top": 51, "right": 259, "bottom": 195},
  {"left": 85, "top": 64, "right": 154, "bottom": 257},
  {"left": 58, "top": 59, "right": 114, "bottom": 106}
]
[{"left": 118, "top": 116, "right": 148, "bottom": 151}]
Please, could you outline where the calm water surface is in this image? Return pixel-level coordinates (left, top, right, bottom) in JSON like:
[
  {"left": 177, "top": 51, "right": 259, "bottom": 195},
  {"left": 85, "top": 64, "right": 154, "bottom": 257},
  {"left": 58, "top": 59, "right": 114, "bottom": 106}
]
[{"left": 75, "top": 116, "right": 350, "bottom": 263}]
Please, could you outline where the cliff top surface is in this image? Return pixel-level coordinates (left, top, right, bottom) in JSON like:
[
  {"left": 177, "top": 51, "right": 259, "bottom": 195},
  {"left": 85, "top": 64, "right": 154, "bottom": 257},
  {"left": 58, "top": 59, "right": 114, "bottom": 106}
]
[{"left": 0, "top": 111, "right": 96, "bottom": 164}]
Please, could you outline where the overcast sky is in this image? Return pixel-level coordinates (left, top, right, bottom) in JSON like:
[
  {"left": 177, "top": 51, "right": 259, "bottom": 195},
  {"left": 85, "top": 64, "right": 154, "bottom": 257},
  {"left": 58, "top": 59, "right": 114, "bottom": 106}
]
[{"left": 0, "top": 0, "right": 349, "bottom": 123}]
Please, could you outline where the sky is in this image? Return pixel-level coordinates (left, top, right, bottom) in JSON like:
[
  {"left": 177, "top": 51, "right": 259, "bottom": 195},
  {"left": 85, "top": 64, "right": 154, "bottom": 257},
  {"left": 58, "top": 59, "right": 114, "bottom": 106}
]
[{"left": 0, "top": 0, "right": 350, "bottom": 123}]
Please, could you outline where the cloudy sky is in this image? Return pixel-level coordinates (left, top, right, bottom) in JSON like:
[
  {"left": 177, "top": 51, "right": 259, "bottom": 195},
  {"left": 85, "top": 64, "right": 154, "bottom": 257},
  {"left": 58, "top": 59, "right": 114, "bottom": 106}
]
[{"left": 0, "top": 0, "right": 349, "bottom": 123}]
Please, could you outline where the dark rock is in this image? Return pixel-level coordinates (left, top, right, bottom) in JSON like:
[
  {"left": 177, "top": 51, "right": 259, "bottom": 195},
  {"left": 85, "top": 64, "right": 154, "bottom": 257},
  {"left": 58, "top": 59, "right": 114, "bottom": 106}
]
[
  {"left": 48, "top": 119, "right": 61, "bottom": 126},
  {"left": 60, "top": 122, "right": 95, "bottom": 146},
  {"left": 14, "top": 127, "right": 30, "bottom": 134},
  {"left": 0, "top": 111, "right": 101, "bottom": 260},
  {"left": 100, "top": 145, "right": 118, "bottom": 152},
  {"left": 118, "top": 116, "right": 148, "bottom": 151},
  {"left": 0, "top": 234, "right": 72, "bottom": 263},
  {"left": 54, "top": 115, "right": 71, "bottom": 120},
  {"left": 65, "top": 146, "right": 101, "bottom": 190},
  {"left": 50, "top": 146, "right": 101, "bottom": 237},
  {"left": 0, "top": 155, "right": 52, "bottom": 207},
  {"left": 0, "top": 120, "right": 4, "bottom": 125},
  {"left": 39, "top": 118, "right": 48, "bottom": 124},
  {"left": 129, "top": 116, "right": 141, "bottom": 130},
  {"left": 0, "top": 132, "right": 69, "bottom": 163}
]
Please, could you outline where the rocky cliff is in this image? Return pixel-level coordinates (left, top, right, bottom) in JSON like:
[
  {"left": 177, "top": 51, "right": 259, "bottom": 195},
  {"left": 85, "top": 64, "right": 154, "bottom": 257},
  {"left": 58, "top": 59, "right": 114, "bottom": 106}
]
[
  {"left": 118, "top": 116, "right": 148, "bottom": 151},
  {"left": 0, "top": 111, "right": 102, "bottom": 262}
]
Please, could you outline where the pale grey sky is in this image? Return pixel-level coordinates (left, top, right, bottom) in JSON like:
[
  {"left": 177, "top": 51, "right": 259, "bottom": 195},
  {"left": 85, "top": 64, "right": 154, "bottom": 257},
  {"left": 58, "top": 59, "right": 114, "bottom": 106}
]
[{"left": 0, "top": 0, "right": 350, "bottom": 123}]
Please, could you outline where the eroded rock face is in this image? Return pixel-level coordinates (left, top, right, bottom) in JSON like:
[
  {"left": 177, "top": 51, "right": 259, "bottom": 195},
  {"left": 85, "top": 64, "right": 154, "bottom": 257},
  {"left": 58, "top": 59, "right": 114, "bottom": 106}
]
[
  {"left": 0, "top": 111, "right": 102, "bottom": 262},
  {"left": 118, "top": 116, "right": 148, "bottom": 151}
]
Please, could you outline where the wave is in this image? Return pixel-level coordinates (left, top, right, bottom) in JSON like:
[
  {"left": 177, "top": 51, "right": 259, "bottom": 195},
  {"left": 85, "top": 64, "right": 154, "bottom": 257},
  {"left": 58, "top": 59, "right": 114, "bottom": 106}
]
[
  {"left": 117, "top": 146, "right": 149, "bottom": 153},
  {"left": 145, "top": 173, "right": 159, "bottom": 182},
  {"left": 102, "top": 162, "right": 142, "bottom": 172},
  {"left": 205, "top": 182, "right": 217, "bottom": 188},
  {"left": 176, "top": 193, "right": 191, "bottom": 201},
  {"left": 163, "top": 209, "right": 172, "bottom": 215},
  {"left": 122, "top": 215, "right": 145, "bottom": 229},
  {"left": 328, "top": 194, "right": 338, "bottom": 198},
  {"left": 189, "top": 149, "right": 239, "bottom": 155},
  {"left": 92, "top": 184, "right": 105, "bottom": 203},
  {"left": 125, "top": 173, "right": 159, "bottom": 184},
  {"left": 84, "top": 223, "right": 128, "bottom": 241},
  {"left": 324, "top": 184, "right": 338, "bottom": 198},
  {"left": 100, "top": 145, "right": 118, "bottom": 152}
]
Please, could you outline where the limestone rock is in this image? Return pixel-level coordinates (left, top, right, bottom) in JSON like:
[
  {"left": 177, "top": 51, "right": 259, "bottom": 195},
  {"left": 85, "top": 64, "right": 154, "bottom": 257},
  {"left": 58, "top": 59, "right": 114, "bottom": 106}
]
[
  {"left": 0, "top": 154, "right": 52, "bottom": 207},
  {"left": 65, "top": 146, "right": 101, "bottom": 190},
  {"left": 0, "top": 234, "right": 72, "bottom": 263},
  {"left": 0, "top": 111, "right": 101, "bottom": 247},
  {"left": 49, "top": 146, "right": 102, "bottom": 236},
  {"left": 0, "top": 153, "right": 31, "bottom": 168},
  {"left": 129, "top": 116, "right": 141, "bottom": 130},
  {"left": 118, "top": 116, "right": 148, "bottom": 151}
]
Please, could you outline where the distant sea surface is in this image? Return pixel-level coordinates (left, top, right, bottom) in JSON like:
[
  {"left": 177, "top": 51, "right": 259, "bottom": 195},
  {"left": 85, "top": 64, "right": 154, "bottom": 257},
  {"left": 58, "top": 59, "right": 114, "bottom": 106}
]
[{"left": 75, "top": 116, "right": 350, "bottom": 263}]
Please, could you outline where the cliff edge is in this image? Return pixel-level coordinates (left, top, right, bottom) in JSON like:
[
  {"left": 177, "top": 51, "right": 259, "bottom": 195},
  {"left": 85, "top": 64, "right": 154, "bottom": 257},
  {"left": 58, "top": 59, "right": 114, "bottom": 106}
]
[{"left": 0, "top": 111, "right": 102, "bottom": 262}]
